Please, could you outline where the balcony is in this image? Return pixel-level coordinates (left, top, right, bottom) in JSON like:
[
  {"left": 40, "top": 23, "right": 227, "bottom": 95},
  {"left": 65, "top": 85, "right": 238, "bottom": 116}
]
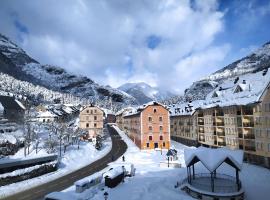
[
  {"left": 216, "top": 122, "right": 225, "bottom": 126},
  {"left": 217, "top": 132, "right": 225, "bottom": 137},
  {"left": 245, "top": 146, "right": 256, "bottom": 151},
  {"left": 199, "top": 129, "right": 204, "bottom": 134},
  {"left": 244, "top": 133, "right": 255, "bottom": 140},
  {"left": 218, "top": 141, "right": 226, "bottom": 146},
  {"left": 216, "top": 111, "right": 224, "bottom": 116},
  {"left": 199, "top": 135, "right": 205, "bottom": 142},
  {"left": 198, "top": 113, "right": 204, "bottom": 118},
  {"left": 242, "top": 108, "right": 253, "bottom": 116},
  {"left": 243, "top": 122, "right": 254, "bottom": 127},
  {"left": 198, "top": 121, "right": 204, "bottom": 126}
]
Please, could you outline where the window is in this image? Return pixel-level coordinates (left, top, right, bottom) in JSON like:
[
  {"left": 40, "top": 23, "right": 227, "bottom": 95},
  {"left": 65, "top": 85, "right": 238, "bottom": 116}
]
[
  {"left": 86, "top": 116, "right": 89, "bottom": 120},
  {"left": 94, "top": 123, "right": 97, "bottom": 128},
  {"left": 163, "top": 142, "right": 166, "bottom": 147},
  {"left": 159, "top": 126, "right": 163, "bottom": 131},
  {"left": 94, "top": 116, "right": 97, "bottom": 120},
  {"left": 149, "top": 126, "right": 152, "bottom": 131},
  {"left": 149, "top": 136, "right": 152, "bottom": 141},
  {"left": 94, "top": 109, "right": 97, "bottom": 113},
  {"left": 267, "top": 129, "right": 270, "bottom": 138},
  {"left": 268, "top": 144, "right": 270, "bottom": 152},
  {"left": 159, "top": 117, "right": 163, "bottom": 122},
  {"left": 86, "top": 110, "right": 89, "bottom": 113},
  {"left": 148, "top": 117, "right": 152, "bottom": 122},
  {"left": 90, "top": 110, "right": 93, "bottom": 114},
  {"left": 160, "top": 135, "right": 163, "bottom": 140},
  {"left": 43, "top": 119, "right": 46, "bottom": 122},
  {"left": 146, "top": 143, "right": 149, "bottom": 148},
  {"left": 86, "top": 123, "right": 89, "bottom": 128},
  {"left": 153, "top": 109, "right": 157, "bottom": 113}
]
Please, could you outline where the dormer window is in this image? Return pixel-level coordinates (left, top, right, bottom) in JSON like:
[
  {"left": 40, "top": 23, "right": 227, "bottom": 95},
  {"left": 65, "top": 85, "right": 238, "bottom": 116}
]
[
  {"left": 234, "top": 85, "right": 243, "bottom": 93},
  {"left": 212, "top": 91, "right": 219, "bottom": 98}
]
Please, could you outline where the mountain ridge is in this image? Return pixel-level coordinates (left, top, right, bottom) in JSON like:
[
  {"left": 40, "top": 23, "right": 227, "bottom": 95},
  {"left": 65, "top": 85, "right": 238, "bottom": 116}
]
[
  {"left": 0, "top": 33, "right": 137, "bottom": 107},
  {"left": 118, "top": 82, "right": 175, "bottom": 104}
]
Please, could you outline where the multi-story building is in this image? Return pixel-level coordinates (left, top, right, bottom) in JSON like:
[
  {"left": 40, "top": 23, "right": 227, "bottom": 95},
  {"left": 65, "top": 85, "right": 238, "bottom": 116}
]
[
  {"left": 168, "top": 70, "right": 270, "bottom": 167},
  {"left": 115, "top": 107, "right": 135, "bottom": 130},
  {"left": 169, "top": 102, "right": 199, "bottom": 146},
  {"left": 79, "top": 105, "right": 104, "bottom": 139},
  {"left": 122, "top": 102, "right": 170, "bottom": 149},
  {"left": 177, "top": 70, "right": 270, "bottom": 168}
]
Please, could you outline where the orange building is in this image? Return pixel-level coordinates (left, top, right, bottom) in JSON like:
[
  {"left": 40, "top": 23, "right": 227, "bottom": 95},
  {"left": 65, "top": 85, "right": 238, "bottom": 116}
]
[{"left": 123, "top": 102, "right": 170, "bottom": 149}]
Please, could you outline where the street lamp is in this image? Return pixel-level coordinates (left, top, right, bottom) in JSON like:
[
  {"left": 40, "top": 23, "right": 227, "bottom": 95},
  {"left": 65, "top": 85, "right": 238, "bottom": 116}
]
[{"left": 104, "top": 191, "right": 109, "bottom": 200}]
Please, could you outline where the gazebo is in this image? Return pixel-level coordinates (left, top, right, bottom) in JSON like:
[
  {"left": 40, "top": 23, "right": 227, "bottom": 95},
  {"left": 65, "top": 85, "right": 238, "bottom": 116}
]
[{"left": 180, "top": 147, "right": 245, "bottom": 200}]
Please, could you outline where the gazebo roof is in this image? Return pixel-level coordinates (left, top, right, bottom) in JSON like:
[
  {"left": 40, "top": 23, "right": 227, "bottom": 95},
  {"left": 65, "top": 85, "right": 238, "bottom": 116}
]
[{"left": 184, "top": 147, "right": 243, "bottom": 172}]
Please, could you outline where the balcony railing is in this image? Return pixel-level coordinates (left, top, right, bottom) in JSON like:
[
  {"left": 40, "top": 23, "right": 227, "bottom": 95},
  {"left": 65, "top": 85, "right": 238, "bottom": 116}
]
[
  {"left": 242, "top": 109, "right": 253, "bottom": 115},
  {"left": 217, "top": 132, "right": 225, "bottom": 137},
  {"left": 218, "top": 141, "right": 226, "bottom": 146},
  {"left": 243, "top": 122, "right": 254, "bottom": 127},
  {"left": 198, "top": 113, "right": 204, "bottom": 117},
  {"left": 245, "top": 146, "right": 256, "bottom": 151},
  {"left": 216, "top": 112, "right": 224, "bottom": 116},
  {"left": 198, "top": 121, "right": 204, "bottom": 125},
  {"left": 244, "top": 134, "right": 255, "bottom": 139},
  {"left": 216, "top": 122, "right": 225, "bottom": 126}
]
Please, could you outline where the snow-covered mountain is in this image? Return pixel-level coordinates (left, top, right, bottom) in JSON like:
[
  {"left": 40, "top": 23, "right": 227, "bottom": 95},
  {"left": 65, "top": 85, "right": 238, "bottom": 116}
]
[
  {"left": 118, "top": 82, "right": 175, "bottom": 104},
  {"left": 163, "top": 41, "right": 270, "bottom": 105},
  {"left": 202, "top": 41, "right": 270, "bottom": 82},
  {"left": 0, "top": 33, "right": 136, "bottom": 107}
]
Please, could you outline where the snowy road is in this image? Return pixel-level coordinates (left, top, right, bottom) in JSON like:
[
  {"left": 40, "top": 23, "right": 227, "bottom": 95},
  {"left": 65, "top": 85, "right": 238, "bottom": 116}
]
[{"left": 0, "top": 125, "right": 127, "bottom": 200}]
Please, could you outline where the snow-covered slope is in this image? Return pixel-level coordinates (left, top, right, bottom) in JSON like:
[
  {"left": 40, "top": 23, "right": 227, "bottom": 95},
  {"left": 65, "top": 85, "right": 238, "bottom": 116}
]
[
  {"left": 0, "top": 33, "right": 136, "bottom": 107},
  {"left": 118, "top": 82, "right": 174, "bottom": 104},
  {"left": 203, "top": 42, "right": 270, "bottom": 81},
  {"left": 165, "top": 41, "right": 270, "bottom": 104}
]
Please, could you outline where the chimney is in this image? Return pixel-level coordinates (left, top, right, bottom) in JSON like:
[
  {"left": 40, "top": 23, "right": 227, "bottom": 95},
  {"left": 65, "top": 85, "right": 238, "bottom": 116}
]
[{"left": 242, "top": 80, "right": 246, "bottom": 84}]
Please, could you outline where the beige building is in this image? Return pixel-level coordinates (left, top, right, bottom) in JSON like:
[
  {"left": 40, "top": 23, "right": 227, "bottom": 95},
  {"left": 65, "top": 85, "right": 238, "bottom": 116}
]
[
  {"left": 79, "top": 105, "right": 104, "bottom": 139},
  {"left": 121, "top": 102, "right": 170, "bottom": 149},
  {"left": 115, "top": 107, "right": 135, "bottom": 130},
  {"left": 196, "top": 70, "right": 270, "bottom": 168},
  {"left": 170, "top": 70, "right": 270, "bottom": 168},
  {"left": 169, "top": 102, "right": 198, "bottom": 146}
]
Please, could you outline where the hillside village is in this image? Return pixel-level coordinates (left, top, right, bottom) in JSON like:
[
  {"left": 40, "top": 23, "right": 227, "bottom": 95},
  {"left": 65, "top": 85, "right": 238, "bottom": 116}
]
[{"left": 0, "top": 1, "right": 270, "bottom": 200}]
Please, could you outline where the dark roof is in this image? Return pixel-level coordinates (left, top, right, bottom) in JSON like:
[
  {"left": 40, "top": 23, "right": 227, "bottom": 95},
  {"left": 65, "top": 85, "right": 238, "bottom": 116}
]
[{"left": 0, "top": 96, "right": 25, "bottom": 110}]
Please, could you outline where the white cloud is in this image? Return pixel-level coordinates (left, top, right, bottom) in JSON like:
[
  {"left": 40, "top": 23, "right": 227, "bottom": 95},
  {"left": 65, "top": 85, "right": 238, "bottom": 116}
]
[{"left": 0, "top": 0, "right": 228, "bottom": 94}]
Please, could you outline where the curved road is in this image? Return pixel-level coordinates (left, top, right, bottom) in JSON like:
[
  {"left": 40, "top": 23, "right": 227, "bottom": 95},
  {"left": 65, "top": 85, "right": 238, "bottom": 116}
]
[{"left": 1, "top": 125, "right": 127, "bottom": 200}]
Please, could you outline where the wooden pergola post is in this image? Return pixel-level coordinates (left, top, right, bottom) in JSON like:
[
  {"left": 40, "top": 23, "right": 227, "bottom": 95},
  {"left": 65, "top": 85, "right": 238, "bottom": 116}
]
[
  {"left": 236, "top": 168, "right": 240, "bottom": 191},
  {"left": 192, "top": 164, "right": 195, "bottom": 179},
  {"left": 211, "top": 172, "right": 214, "bottom": 192}
]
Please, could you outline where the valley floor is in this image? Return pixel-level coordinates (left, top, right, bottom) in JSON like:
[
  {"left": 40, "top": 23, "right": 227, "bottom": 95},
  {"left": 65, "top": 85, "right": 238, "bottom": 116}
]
[{"left": 63, "top": 125, "right": 270, "bottom": 200}]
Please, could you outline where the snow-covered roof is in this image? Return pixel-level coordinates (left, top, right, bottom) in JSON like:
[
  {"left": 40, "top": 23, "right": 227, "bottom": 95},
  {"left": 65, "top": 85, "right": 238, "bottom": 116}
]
[
  {"left": 124, "top": 101, "right": 168, "bottom": 117},
  {"left": 169, "top": 100, "right": 203, "bottom": 116},
  {"left": 184, "top": 147, "right": 243, "bottom": 172},
  {"left": 201, "top": 70, "right": 270, "bottom": 109},
  {"left": 37, "top": 110, "right": 57, "bottom": 118},
  {"left": 104, "top": 166, "right": 124, "bottom": 179}
]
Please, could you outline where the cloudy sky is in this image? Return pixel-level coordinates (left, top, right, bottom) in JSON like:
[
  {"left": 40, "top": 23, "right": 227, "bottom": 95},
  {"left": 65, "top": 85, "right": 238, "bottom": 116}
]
[{"left": 0, "top": 0, "right": 270, "bottom": 94}]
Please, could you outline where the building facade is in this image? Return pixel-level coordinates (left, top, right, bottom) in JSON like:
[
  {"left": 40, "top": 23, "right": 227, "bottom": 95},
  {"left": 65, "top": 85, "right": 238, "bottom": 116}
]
[
  {"left": 170, "top": 70, "right": 270, "bottom": 168},
  {"left": 169, "top": 103, "right": 198, "bottom": 147},
  {"left": 79, "top": 105, "right": 104, "bottom": 139},
  {"left": 122, "top": 102, "right": 170, "bottom": 149}
]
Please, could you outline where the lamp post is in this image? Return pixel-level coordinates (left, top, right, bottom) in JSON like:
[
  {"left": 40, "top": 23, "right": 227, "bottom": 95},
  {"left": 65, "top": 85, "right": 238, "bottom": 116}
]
[{"left": 104, "top": 191, "right": 108, "bottom": 200}]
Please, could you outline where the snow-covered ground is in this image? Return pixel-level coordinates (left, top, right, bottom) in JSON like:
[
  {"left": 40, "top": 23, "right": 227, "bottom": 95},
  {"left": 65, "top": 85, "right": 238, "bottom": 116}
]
[
  {"left": 0, "top": 135, "right": 112, "bottom": 198},
  {"left": 61, "top": 125, "right": 270, "bottom": 200}
]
